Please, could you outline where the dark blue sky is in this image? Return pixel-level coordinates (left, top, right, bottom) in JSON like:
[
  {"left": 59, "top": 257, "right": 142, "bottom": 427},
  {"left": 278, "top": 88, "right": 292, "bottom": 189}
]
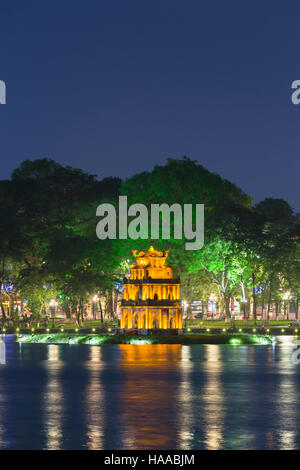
[{"left": 1, "top": 1, "right": 300, "bottom": 210}]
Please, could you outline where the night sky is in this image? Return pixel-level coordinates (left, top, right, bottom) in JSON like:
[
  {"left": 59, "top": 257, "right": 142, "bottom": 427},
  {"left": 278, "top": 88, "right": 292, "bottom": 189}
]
[{"left": 1, "top": 1, "right": 300, "bottom": 210}]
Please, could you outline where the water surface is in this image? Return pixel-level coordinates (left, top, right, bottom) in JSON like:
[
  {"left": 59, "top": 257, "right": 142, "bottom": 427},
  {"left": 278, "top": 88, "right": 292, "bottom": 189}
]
[{"left": 0, "top": 336, "right": 299, "bottom": 450}]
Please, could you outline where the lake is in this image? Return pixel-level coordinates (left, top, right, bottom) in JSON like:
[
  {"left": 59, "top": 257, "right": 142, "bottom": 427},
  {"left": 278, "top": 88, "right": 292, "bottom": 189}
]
[{"left": 0, "top": 335, "right": 299, "bottom": 450}]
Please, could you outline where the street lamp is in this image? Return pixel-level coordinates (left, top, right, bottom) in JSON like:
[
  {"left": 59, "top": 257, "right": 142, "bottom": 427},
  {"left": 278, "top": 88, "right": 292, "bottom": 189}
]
[
  {"left": 283, "top": 291, "right": 292, "bottom": 301},
  {"left": 49, "top": 299, "right": 58, "bottom": 328},
  {"left": 182, "top": 301, "right": 189, "bottom": 328},
  {"left": 209, "top": 294, "right": 217, "bottom": 320},
  {"left": 241, "top": 298, "right": 248, "bottom": 320},
  {"left": 283, "top": 292, "right": 292, "bottom": 321},
  {"left": 92, "top": 295, "right": 99, "bottom": 320}
]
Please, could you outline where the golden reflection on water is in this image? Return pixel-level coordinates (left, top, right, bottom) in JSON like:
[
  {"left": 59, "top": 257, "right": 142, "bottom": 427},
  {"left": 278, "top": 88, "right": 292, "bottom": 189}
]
[
  {"left": 202, "top": 345, "right": 225, "bottom": 450},
  {"left": 43, "top": 345, "right": 64, "bottom": 450},
  {"left": 85, "top": 347, "right": 104, "bottom": 450},
  {"left": 118, "top": 344, "right": 181, "bottom": 449}
]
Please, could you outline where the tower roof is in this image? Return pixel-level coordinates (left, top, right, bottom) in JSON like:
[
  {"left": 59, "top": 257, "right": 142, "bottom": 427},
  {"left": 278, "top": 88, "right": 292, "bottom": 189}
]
[{"left": 132, "top": 246, "right": 169, "bottom": 268}]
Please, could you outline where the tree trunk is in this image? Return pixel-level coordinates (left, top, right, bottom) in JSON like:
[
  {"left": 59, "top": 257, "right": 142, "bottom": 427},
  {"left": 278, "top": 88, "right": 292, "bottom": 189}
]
[
  {"left": 267, "top": 283, "right": 272, "bottom": 324},
  {"left": 98, "top": 298, "right": 104, "bottom": 325},
  {"left": 106, "top": 289, "right": 114, "bottom": 319},
  {"left": 224, "top": 294, "right": 232, "bottom": 324},
  {"left": 0, "top": 301, "right": 6, "bottom": 319},
  {"left": 252, "top": 273, "right": 257, "bottom": 326}
]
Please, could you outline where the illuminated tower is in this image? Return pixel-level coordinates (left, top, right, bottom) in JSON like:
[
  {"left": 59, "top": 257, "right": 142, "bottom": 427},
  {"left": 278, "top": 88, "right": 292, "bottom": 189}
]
[{"left": 120, "top": 246, "right": 182, "bottom": 329}]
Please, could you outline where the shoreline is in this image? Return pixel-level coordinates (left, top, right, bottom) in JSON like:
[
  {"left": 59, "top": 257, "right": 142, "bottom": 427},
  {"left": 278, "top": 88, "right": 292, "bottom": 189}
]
[{"left": 13, "top": 332, "right": 286, "bottom": 346}]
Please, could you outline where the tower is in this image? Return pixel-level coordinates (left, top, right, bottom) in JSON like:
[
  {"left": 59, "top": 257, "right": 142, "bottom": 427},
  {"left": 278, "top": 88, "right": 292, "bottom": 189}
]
[{"left": 120, "top": 246, "right": 182, "bottom": 329}]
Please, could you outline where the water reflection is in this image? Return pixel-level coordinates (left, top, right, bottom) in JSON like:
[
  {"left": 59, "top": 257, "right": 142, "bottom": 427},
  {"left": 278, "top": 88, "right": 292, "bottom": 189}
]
[
  {"left": 43, "top": 345, "right": 64, "bottom": 449},
  {"left": 0, "top": 376, "right": 6, "bottom": 448},
  {"left": 118, "top": 345, "right": 181, "bottom": 449},
  {"left": 178, "top": 346, "right": 194, "bottom": 449},
  {"left": 1, "top": 338, "right": 300, "bottom": 450},
  {"left": 85, "top": 347, "right": 104, "bottom": 450},
  {"left": 202, "top": 345, "right": 225, "bottom": 449},
  {"left": 276, "top": 343, "right": 298, "bottom": 449}
]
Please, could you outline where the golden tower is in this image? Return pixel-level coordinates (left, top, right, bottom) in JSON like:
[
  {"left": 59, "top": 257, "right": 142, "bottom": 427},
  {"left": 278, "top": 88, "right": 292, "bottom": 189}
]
[{"left": 120, "top": 246, "right": 183, "bottom": 329}]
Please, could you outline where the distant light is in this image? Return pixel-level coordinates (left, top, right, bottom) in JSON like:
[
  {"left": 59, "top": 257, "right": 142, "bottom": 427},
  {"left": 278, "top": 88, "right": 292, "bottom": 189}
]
[
  {"left": 229, "top": 338, "right": 242, "bottom": 345},
  {"left": 281, "top": 329, "right": 285, "bottom": 333},
  {"left": 206, "top": 328, "right": 210, "bottom": 332},
  {"left": 295, "top": 329, "right": 298, "bottom": 333},
  {"left": 253, "top": 329, "right": 256, "bottom": 332},
  {"left": 222, "top": 328, "right": 226, "bottom": 332},
  {"left": 238, "top": 329, "right": 242, "bottom": 332},
  {"left": 92, "top": 328, "right": 96, "bottom": 332}
]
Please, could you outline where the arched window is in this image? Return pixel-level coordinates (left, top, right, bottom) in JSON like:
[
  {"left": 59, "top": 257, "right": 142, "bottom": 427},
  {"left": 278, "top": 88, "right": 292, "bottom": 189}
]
[{"left": 133, "top": 314, "right": 138, "bottom": 329}]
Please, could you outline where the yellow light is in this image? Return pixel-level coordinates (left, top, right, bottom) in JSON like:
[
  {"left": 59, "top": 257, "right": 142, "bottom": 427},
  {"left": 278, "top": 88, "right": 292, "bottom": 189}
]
[
  {"left": 16, "top": 328, "right": 19, "bottom": 332},
  {"left": 295, "top": 329, "right": 298, "bottom": 333},
  {"left": 206, "top": 328, "right": 210, "bottom": 332},
  {"left": 267, "top": 328, "right": 270, "bottom": 332},
  {"left": 75, "top": 328, "right": 79, "bottom": 332},
  {"left": 2, "top": 328, "right": 6, "bottom": 332},
  {"left": 253, "top": 329, "right": 256, "bottom": 332},
  {"left": 239, "top": 329, "right": 242, "bottom": 332},
  {"left": 222, "top": 328, "right": 226, "bottom": 332},
  {"left": 60, "top": 328, "right": 64, "bottom": 332},
  {"left": 92, "top": 328, "right": 96, "bottom": 332},
  {"left": 31, "top": 328, "right": 35, "bottom": 332},
  {"left": 281, "top": 329, "right": 285, "bottom": 333},
  {"left": 46, "top": 328, "right": 50, "bottom": 332},
  {"left": 108, "top": 328, "right": 112, "bottom": 332}
]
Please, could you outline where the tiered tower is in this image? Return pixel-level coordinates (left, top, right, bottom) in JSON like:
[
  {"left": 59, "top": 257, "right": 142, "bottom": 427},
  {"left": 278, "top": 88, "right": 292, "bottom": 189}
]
[{"left": 120, "top": 246, "right": 182, "bottom": 329}]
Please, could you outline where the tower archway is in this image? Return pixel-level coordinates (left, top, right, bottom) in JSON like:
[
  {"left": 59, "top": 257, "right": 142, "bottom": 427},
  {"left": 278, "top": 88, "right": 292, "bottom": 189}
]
[{"left": 133, "top": 313, "right": 139, "bottom": 329}]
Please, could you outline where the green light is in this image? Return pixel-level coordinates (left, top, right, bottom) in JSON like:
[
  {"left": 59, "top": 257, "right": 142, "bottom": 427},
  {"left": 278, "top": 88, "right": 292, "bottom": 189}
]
[
  {"left": 229, "top": 338, "right": 242, "bottom": 345},
  {"left": 130, "top": 339, "right": 152, "bottom": 345}
]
